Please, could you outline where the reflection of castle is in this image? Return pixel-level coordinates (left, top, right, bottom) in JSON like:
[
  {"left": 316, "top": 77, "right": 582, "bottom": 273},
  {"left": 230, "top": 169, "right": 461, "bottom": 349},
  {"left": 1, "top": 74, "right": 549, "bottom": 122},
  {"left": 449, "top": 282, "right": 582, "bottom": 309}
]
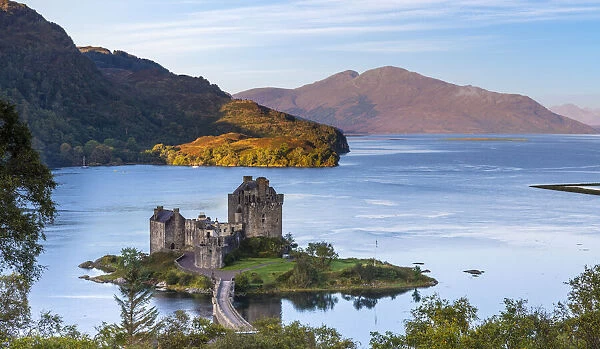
[{"left": 149, "top": 176, "right": 283, "bottom": 268}]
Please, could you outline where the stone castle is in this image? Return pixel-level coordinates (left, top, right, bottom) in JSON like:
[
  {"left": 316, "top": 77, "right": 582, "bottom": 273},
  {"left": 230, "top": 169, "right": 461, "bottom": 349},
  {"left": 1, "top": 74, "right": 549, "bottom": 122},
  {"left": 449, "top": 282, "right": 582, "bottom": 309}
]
[{"left": 150, "top": 176, "right": 284, "bottom": 268}]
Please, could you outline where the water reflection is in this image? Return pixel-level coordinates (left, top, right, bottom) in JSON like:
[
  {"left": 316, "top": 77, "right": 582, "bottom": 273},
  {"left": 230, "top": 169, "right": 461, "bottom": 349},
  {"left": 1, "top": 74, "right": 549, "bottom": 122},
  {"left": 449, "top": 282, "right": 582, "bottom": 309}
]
[
  {"left": 235, "top": 289, "right": 412, "bottom": 322},
  {"left": 286, "top": 292, "right": 339, "bottom": 312},
  {"left": 340, "top": 289, "right": 411, "bottom": 310},
  {"left": 235, "top": 295, "right": 282, "bottom": 323}
]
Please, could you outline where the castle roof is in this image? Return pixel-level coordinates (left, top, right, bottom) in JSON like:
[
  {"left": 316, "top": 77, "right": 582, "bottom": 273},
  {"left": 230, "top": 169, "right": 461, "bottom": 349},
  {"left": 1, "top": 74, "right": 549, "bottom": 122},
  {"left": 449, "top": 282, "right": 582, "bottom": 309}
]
[
  {"left": 232, "top": 181, "right": 258, "bottom": 194},
  {"left": 232, "top": 176, "right": 278, "bottom": 195},
  {"left": 152, "top": 209, "right": 173, "bottom": 223}
]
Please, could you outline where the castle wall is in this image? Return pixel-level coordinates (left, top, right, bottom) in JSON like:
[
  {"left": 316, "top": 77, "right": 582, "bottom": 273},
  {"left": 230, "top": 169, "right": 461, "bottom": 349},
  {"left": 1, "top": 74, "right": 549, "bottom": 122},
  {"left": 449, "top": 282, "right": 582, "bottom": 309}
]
[
  {"left": 171, "top": 209, "right": 186, "bottom": 250},
  {"left": 244, "top": 200, "right": 283, "bottom": 238},
  {"left": 149, "top": 221, "right": 165, "bottom": 254},
  {"left": 195, "top": 232, "right": 243, "bottom": 269}
]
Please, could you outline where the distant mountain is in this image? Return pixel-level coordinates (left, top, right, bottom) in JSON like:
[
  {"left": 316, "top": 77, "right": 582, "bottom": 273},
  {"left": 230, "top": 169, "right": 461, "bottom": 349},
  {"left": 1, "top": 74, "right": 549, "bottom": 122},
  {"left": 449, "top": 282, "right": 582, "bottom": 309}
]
[
  {"left": 234, "top": 66, "right": 596, "bottom": 134},
  {"left": 0, "top": 0, "right": 347, "bottom": 167},
  {"left": 549, "top": 104, "right": 600, "bottom": 128}
]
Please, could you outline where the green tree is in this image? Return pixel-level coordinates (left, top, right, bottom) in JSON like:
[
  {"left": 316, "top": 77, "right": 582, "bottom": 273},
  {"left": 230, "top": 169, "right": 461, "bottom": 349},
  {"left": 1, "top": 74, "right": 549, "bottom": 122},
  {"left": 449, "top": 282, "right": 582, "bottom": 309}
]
[
  {"left": 113, "top": 247, "right": 159, "bottom": 347},
  {"left": 0, "top": 274, "right": 31, "bottom": 342},
  {"left": 287, "top": 253, "right": 322, "bottom": 288},
  {"left": 234, "top": 273, "right": 250, "bottom": 293},
  {"left": 7, "top": 311, "right": 95, "bottom": 348},
  {"left": 472, "top": 299, "right": 562, "bottom": 349},
  {"left": 306, "top": 241, "right": 338, "bottom": 269},
  {"left": 565, "top": 264, "right": 600, "bottom": 348},
  {"left": 374, "top": 294, "right": 478, "bottom": 349},
  {"left": 0, "top": 99, "right": 56, "bottom": 282},
  {"left": 156, "top": 310, "right": 226, "bottom": 349},
  {"left": 370, "top": 331, "right": 405, "bottom": 349},
  {"left": 210, "top": 318, "right": 356, "bottom": 349}
]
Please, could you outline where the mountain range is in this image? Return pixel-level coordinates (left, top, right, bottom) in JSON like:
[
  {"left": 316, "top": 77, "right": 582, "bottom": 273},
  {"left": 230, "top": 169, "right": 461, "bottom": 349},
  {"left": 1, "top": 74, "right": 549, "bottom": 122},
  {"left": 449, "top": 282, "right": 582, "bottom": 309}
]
[
  {"left": 234, "top": 67, "right": 596, "bottom": 135},
  {"left": 550, "top": 104, "right": 600, "bottom": 129},
  {"left": 0, "top": 0, "right": 348, "bottom": 167}
]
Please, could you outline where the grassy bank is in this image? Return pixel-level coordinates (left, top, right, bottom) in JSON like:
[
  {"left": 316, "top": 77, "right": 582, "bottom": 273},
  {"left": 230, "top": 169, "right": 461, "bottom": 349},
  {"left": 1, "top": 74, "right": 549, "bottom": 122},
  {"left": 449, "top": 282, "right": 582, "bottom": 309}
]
[{"left": 229, "top": 257, "right": 437, "bottom": 294}]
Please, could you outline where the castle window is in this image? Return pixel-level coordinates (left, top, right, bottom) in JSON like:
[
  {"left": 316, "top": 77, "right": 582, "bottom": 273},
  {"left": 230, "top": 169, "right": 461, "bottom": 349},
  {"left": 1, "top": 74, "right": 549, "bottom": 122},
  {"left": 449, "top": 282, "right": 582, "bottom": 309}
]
[
  {"left": 261, "top": 213, "right": 266, "bottom": 224},
  {"left": 170, "top": 243, "right": 175, "bottom": 250}
]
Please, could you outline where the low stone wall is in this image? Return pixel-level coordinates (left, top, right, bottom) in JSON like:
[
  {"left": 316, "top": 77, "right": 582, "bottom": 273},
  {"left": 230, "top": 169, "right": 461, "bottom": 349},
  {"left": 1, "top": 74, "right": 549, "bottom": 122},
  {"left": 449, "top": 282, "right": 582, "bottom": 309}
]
[{"left": 174, "top": 253, "right": 188, "bottom": 272}]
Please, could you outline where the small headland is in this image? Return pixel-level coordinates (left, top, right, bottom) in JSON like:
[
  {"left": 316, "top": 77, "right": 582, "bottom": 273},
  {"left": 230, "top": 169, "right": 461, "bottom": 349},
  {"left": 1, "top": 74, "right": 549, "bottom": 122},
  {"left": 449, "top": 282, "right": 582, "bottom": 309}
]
[
  {"left": 531, "top": 183, "right": 600, "bottom": 196},
  {"left": 78, "top": 252, "right": 213, "bottom": 294}
]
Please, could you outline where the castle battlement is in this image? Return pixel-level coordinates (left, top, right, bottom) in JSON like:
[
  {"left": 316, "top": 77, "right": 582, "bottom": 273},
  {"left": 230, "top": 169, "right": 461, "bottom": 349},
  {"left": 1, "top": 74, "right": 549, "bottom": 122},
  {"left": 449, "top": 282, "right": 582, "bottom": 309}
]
[{"left": 149, "top": 176, "right": 283, "bottom": 269}]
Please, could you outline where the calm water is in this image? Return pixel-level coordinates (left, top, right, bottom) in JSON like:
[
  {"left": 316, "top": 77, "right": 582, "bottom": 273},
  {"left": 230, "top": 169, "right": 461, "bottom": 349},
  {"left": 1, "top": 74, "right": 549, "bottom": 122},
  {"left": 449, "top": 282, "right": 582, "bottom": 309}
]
[{"left": 31, "top": 134, "right": 600, "bottom": 346}]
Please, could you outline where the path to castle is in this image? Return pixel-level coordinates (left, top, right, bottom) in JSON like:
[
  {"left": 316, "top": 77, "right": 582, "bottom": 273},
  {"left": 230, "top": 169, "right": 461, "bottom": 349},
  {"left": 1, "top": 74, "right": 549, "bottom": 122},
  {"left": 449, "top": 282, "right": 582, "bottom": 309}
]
[
  {"left": 214, "top": 279, "right": 254, "bottom": 332},
  {"left": 176, "top": 252, "right": 238, "bottom": 280},
  {"left": 176, "top": 251, "right": 285, "bottom": 332}
]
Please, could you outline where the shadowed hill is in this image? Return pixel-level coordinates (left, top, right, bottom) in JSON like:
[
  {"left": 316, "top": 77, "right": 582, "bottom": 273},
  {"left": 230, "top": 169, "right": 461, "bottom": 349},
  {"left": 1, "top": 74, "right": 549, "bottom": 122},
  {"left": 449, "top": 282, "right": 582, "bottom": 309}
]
[
  {"left": 235, "top": 66, "right": 597, "bottom": 135},
  {"left": 0, "top": 0, "right": 348, "bottom": 167}
]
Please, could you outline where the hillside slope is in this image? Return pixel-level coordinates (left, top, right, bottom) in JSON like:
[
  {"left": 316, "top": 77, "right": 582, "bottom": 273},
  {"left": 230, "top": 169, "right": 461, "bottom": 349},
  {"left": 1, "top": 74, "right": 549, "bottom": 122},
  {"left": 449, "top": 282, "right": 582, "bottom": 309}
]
[
  {"left": 235, "top": 66, "right": 596, "bottom": 134},
  {"left": 0, "top": 0, "right": 347, "bottom": 167}
]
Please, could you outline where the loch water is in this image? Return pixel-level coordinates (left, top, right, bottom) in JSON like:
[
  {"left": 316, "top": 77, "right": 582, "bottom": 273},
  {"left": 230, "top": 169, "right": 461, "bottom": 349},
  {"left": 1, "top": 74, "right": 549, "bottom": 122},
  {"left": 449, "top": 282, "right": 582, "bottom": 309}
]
[{"left": 31, "top": 134, "right": 600, "bottom": 346}]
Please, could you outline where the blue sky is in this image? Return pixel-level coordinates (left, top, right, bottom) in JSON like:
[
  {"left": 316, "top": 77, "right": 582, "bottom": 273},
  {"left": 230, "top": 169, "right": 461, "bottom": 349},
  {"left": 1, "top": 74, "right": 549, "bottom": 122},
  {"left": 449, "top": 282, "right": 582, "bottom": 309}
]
[{"left": 19, "top": 0, "right": 600, "bottom": 108}]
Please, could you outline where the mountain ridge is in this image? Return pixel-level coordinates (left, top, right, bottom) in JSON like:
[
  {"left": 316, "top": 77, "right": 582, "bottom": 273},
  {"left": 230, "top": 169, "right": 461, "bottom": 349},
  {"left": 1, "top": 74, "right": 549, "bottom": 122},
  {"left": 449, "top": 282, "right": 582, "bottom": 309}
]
[{"left": 235, "top": 67, "right": 596, "bottom": 134}]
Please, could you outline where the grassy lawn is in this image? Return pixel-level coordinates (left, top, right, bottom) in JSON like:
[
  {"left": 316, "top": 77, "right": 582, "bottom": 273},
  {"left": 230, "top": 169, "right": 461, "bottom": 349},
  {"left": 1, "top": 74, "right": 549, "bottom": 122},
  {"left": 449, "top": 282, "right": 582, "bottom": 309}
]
[
  {"left": 245, "top": 260, "right": 294, "bottom": 285},
  {"left": 221, "top": 257, "right": 284, "bottom": 271},
  {"left": 330, "top": 258, "right": 361, "bottom": 272}
]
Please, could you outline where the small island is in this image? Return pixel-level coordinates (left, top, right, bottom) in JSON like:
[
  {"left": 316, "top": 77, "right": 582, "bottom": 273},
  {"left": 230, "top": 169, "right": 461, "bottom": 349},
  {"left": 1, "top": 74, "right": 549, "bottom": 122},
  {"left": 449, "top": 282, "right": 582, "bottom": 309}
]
[
  {"left": 80, "top": 176, "right": 437, "bottom": 329},
  {"left": 80, "top": 243, "right": 437, "bottom": 295}
]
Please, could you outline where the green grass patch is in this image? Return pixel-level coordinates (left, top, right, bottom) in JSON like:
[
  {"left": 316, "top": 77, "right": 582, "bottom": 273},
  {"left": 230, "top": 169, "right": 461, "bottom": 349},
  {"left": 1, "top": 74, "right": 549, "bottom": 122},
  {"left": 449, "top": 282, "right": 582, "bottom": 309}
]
[
  {"left": 221, "top": 257, "right": 285, "bottom": 271},
  {"left": 232, "top": 257, "right": 437, "bottom": 294}
]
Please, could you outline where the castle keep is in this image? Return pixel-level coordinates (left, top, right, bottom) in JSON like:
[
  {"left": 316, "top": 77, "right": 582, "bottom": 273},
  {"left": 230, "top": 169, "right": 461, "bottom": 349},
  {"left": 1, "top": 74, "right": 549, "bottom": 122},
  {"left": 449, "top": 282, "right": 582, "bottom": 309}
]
[{"left": 150, "top": 176, "right": 283, "bottom": 268}]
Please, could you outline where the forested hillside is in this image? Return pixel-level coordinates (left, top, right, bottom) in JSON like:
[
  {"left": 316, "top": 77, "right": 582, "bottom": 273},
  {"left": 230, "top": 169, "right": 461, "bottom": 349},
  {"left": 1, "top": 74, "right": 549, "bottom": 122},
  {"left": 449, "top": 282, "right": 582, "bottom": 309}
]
[{"left": 0, "top": 0, "right": 348, "bottom": 167}]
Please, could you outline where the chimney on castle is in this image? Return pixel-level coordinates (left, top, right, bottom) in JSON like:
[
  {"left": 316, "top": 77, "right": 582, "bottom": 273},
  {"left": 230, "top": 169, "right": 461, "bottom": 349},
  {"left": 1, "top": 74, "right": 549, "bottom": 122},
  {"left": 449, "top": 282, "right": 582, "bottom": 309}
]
[
  {"left": 257, "top": 177, "right": 268, "bottom": 198},
  {"left": 153, "top": 205, "right": 163, "bottom": 220},
  {"left": 243, "top": 175, "right": 253, "bottom": 183}
]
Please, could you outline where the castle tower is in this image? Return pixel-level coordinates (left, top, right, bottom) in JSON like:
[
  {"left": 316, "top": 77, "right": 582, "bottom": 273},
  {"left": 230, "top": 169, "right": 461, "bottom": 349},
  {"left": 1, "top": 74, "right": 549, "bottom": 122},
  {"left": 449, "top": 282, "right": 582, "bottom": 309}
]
[
  {"left": 228, "top": 176, "right": 284, "bottom": 239},
  {"left": 149, "top": 206, "right": 186, "bottom": 253}
]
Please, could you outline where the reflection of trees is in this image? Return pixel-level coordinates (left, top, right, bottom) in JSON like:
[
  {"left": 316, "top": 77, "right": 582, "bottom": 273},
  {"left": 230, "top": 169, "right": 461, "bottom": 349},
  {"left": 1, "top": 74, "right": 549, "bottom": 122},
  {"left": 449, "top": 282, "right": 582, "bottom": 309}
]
[
  {"left": 343, "top": 295, "right": 379, "bottom": 310},
  {"left": 342, "top": 289, "right": 412, "bottom": 311},
  {"left": 285, "top": 292, "right": 339, "bottom": 312},
  {"left": 412, "top": 289, "right": 422, "bottom": 303},
  {"left": 285, "top": 289, "right": 414, "bottom": 312}
]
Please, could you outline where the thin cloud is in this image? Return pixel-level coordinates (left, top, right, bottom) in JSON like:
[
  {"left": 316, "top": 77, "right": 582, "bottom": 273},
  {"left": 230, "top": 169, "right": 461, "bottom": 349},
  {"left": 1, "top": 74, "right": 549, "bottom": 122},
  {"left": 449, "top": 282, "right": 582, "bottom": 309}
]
[
  {"left": 323, "top": 40, "right": 462, "bottom": 53},
  {"left": 81, "top": 0, "right": 600, "bottom": 55}
]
